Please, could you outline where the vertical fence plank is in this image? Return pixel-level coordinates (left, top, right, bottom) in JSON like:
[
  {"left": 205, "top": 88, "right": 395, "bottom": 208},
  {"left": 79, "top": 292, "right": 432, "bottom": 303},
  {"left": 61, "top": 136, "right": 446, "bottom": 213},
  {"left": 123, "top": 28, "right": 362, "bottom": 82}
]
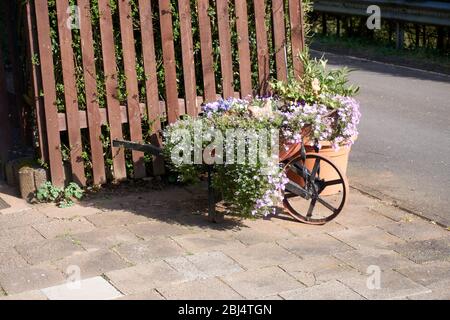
[
  {"left": 272, "top": 0, "right": 288, "bottom": 82},
  {"left": 34, "top": 0, "right": 65, "bottom": 187},
  {"left": 118, "top": 0, "right": 146, "bottom": 178},
  {"left": 138, "top": 0, "right": 165, "bottom": 175},
  {"left": 78, "top": 0, "right": 106, "bottom": 184},
  {"left": 25, "top": 1, "right": 48, "bottom": 164},
  {"left": 198, "top": 0, "right": 216, "bottom": 102},
  {"left": 98, "top": 0, "right": 127, "bottom": 181},
  {"left": 216, "top": 0, "right": 234, "bottom": 99},
  {"left": 289, "top": 0, "right": 305, "bottom": 78},
  {"left": 234, "top": 0, "right": 252, "bottom": 98},
  {"left": 253, "top": 0, "right": 270, "bottom": 94},
  {"left": 159, "top": 0, "right": 180, "bottom": 123},
  {"left": 178, "top": 1, "right": 198, "bottom": 117},
  {"left": 56, "top": 0, "right": 86, "bottom": 186}
]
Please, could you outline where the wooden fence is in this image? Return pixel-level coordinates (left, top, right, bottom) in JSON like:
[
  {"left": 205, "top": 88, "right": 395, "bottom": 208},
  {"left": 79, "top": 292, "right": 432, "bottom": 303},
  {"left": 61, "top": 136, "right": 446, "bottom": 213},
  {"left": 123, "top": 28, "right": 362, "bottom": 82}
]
[{"left": 27, "top": 0, "right": 305, "bottom": 187}]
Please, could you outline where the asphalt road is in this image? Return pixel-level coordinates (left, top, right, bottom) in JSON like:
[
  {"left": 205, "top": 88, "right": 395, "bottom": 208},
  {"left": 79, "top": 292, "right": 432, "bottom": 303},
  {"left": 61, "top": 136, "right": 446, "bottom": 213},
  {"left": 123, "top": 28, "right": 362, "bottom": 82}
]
[{"left": 313, "top": 50, "right": 450, "bottom": 226}]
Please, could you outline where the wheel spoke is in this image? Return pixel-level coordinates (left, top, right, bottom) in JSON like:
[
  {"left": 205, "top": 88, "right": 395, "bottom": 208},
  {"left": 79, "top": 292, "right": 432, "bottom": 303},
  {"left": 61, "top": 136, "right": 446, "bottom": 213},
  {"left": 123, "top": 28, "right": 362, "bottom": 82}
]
[
  {"left": 307, "top": 198, "right": 317, "bottom": 217},
  {"left": 310, "top": 158, "right": 320, "bottom": 179},
  {"left": 324, "top": 179, "right": 343, "bottom": 187},
  {"left": 317, "top": 196, "right": 338, "bottom": 213},
  {"left": 285, "top": 181, "right": 310, "bottom": 199}
]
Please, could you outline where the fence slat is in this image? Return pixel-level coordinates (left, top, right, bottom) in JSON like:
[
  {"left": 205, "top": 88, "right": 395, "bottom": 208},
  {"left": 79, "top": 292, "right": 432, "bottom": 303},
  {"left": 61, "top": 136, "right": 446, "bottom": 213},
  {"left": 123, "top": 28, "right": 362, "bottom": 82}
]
[
  {"left": 34, "top": 1, "right": 65, "bottom": 187},
  {"left": 216, "top": 0, "right": 234, "bottom": 99},
  {"left": 289, "top": 0, "right": 305, "bottom": 78},
  {"left": 138, "top": 0, "right": 165, "bottom": 175},
  {"left": 272, "top": 0, "right": 288, "bottom": 82},
  {"left": 198, "top": 0, "right": 216, "bottom": 102},
  {"left": 234, "top": 0, "right": 252, "bottom": 98},
  {"left": 25, "top": 1, "right": 48, "bottom": 164},
  {"left": 78, "top": 0, "right": 106, "bottom": 185},
  {"left": 159, "top": 0, "right": 180, "bottom": 123},
  {"left": 56, "top": 0, "right": 86, "bottom": 186},
  {"left": 118, "top": 0, "right": 146, "bottom": 179},
  {"left": 98, "top": 0, "right": 127, "bottom": 181},
  {"left": 178, "top": 1, "right": 198, "bottom": 117},
  {"left": 253, "top": 0, "right": 270, "bottom": 94}
]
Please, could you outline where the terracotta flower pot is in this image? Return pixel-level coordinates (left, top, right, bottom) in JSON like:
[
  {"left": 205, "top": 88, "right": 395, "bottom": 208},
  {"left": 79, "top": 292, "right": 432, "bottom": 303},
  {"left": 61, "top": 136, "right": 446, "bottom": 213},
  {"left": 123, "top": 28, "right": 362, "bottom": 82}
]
[
  {"left": 281, "top": 133, "right": 357, "bottom": 196},
  {"left": 304, "top": 136, "right": 357, "bottom": 196}
]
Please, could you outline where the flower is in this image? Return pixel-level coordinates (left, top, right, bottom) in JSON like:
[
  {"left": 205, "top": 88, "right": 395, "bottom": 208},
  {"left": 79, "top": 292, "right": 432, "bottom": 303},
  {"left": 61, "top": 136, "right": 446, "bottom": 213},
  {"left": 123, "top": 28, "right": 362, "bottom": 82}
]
[{"left": 311, "top": 78, "right": 321, "bottom": 94}]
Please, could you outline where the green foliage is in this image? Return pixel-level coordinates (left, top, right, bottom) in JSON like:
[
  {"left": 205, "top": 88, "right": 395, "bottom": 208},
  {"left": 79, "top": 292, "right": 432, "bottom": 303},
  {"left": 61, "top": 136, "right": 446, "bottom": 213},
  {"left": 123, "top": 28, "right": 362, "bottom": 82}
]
[
  {"left": 271, "top": 49, "right": 359, "bottom": 107},
  {"left": 36, "top": 182, "right": 85, "bottom": 208}
]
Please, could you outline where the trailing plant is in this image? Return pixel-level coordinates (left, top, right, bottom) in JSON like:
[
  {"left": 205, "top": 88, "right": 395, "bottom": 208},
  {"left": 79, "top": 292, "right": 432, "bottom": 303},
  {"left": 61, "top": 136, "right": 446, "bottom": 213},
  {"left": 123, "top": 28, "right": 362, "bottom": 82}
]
[{"left": 36, "top": 182, "right": 85, "bottom": 208}]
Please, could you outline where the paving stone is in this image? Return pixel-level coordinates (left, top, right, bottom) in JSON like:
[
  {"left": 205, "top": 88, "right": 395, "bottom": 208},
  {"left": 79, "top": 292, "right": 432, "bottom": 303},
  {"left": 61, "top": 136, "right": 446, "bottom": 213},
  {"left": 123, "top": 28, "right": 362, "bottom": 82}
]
[
  {"left": 329, "top": 225, "right": 405, "bottom": 250},
  {"left": 395, "top": 261, "right": 450, "bottom": 286},
  {"left": 36, "top": 204, "right": 101, "bottom": 219},
  {"left": 0, "top": 210, "right": 50, "bottom": 230},
  {"left": 380, "top": 220, "right": 449, "bottom": 242},
  {"left": 280, "top": 280, "right": 364, "bottom": 300},
  {"left": 33, "top": 218, "right": 96, "bottom": 239},
  {"left": 334, "top": 248, "right": 417, "bottom": 273},
  {"left": 0, "top": 290, "right": 48, "bottom": 300},
  {"left": 116, "top": 289, "right": 165, "bottom": 300},
  {"left": 392, "top": 238, "right": 450, "bottom": 263},
  {"left": 71, "top": 226, "right": 140, "bottom": 251},
  {"left": 164, "top": 256, "right": 208, "bottom": 281},
  {"left": 105, "top": 260, "right": 188, "bottom": 294},
  {"left": 41, "top": 276, "right": 123, "bottom": 300},
  {"left": 221, "top": 266, "right": 304, "bottom": 299},
  {"left": 223, "top": 242, "right": 300, "bottom": 270},
  {"left": 277, "top": 233, "right": 353, "bottom": 258},
  {"left": 280, "top": 255, "right": 359, "bottom": 287},
  {"left": 86, "top": 210, "right": 150, "bottom": 228},
  {"left": 114, "top": 238, "right": 185, "bottom": 265},
  {"left": 52, "top": 249, "right": 130, "bottom": 279},
  {"left": 231, "top": 220, "right": 293, "bottom": 245},
  {"left": 126, "top": 221, "right": 193, "bottom": 239},
  {"left": 0, "top": 226, "right": 44, "bottom": 249},
  {"left": 172, "top": 232, "right": 246, "bottom": 254},
  {"left": 407, "top": 279, "right": 450, "bottom": 300},
  {"left": 157, "top": 277, "right": 242, "bottom": 300},
  {"left": 339, "top": 270, "right": 430, "bottom": 300},
  {"left": 334, "top": 205, "right": 395, "bottom": 228},
  {"left": 186, "top": 251, "right": 244, "bottom": 277},
  {"left": 272, "top": 216, "right": 347, "bottom": 237},
  {"left": 15, "top": 237, "right": 84, "bottom": 265},
  {"left": 0, "top": 263, "right": 66, "bottom": 294},
  {"left": 0, "top": 247, "right": 28, "bottom": 272}
]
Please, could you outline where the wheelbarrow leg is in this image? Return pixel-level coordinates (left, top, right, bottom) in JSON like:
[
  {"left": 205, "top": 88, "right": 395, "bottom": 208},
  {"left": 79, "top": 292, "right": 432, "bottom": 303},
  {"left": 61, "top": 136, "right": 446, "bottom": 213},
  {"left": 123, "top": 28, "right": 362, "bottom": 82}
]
[{"left": 207, "top": 166, "right": 223, "bottom": 223}]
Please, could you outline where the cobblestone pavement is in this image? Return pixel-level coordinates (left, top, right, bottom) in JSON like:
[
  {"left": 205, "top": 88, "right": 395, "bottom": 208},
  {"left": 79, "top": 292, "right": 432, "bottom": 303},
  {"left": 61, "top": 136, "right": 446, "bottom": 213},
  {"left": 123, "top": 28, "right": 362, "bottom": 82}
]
[{"left": 0, "top": 183, "right": 449, "bottom": 300}]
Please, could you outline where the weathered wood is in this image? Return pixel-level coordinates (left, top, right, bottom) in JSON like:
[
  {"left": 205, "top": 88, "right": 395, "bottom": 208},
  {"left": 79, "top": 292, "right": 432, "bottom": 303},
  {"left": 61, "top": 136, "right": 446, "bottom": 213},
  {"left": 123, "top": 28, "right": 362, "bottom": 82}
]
[
  {"left": 56, "top": 0, "right": 86, "bottom": 186},
  {"left": 78, "top": 0, "right": 107, "bottom": 185},
  {"left": 25, "top": 1, "right": 48, "bottom": 163},
  {"left": 138, "top": 0, "right": 165, "bottom": 176},
  {"left": 118, "top": 0, "right": 146, "bottom": 179},
  {"left": 272, "top": 0, "right": 288, "bottom": 82},
  {"left": 253, "top": 0, "right": 270, "bottom": 94},
  {"left": 216, "top": 0, "right": 234, "bottom": 98},
  {"left": 289, "top": 0, "right": 305, "bottom": 77},
  {"left": 178, "top": 0, "right": 198, "bottom": 117},
  {"left": 198, "top": 0, "right": 217, "bottom": 102},
  {"left": 98, "top": 0, "right": 127, "bottom": 181},
  {"left": 159, "top": 0, "right": 180, "bottom": 124},
  {"left": 234, "top": 0, "right": 252, "bottom": 98},
  {"left": 34, "top": 0, "right": 65, "bottom": 187}
]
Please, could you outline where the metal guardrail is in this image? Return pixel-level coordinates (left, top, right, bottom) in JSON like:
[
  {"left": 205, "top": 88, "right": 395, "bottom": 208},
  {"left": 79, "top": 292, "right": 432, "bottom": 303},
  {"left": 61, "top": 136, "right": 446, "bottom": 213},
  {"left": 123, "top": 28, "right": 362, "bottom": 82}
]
[{"left": 314, "top": 0, "right": 450, "bottom": 26}]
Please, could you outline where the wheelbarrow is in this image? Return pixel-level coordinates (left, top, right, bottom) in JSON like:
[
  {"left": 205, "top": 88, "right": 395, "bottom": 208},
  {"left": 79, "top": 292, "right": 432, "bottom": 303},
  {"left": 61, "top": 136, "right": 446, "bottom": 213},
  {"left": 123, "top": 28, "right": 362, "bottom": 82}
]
[{"left": 113, "top": 136, "right": 348, "bottom": 225}]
